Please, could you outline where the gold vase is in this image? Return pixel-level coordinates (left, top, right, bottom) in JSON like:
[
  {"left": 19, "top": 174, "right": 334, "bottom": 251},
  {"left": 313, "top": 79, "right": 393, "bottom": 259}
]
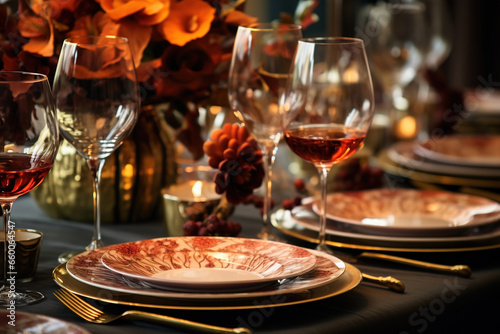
[{"left": 31, "top": 105, "right": 177, "bottom": 223}]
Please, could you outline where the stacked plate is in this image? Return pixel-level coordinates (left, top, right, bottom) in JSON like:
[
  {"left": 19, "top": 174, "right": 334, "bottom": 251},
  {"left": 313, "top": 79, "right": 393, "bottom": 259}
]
[
  {"left": 378, "top": 135, "right": 500, "bottom": 190},
  {"left": 54, "top": 236, "right": 362, "bottom": 310},
  {"left": 277, "top": 188, "right": 500, "bottom": 252}
]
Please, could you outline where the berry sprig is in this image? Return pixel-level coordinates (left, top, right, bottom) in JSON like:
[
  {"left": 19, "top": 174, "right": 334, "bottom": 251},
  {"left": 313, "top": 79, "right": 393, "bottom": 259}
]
[
  {"left": 183, "top": 215, "right": 242, "bottom": 237},
  {"left": 280, "top": 159, "right": 385, "bottom": 211},
  {"left": 183, "top": 123, "right": 265, "bottom": 237},
  {"left": 203, "top": 123, "right": 264, "bottom": 205}
]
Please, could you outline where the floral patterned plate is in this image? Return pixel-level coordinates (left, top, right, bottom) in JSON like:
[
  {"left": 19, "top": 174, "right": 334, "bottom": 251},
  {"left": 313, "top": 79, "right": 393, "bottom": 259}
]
[
  {"left": 0, "top": 310, "right": 91, "bottom": 334},
  {"left": 99, "top": 237, "right": 317, "bottom": 291},
  {"left": 311, "top": 189, "right": 500, "bottom": 237},
  {"left": 66, "top": 242, "right": 345, "bottom": 300}
]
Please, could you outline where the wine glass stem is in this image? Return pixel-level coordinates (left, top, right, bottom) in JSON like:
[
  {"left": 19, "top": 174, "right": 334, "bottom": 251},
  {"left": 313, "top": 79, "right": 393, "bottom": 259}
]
[
  {"left": 86, "top": 158, "right": 106, "bottom": 250},
  {"left": 260, "top": 143, "right": 278, "bottom": 239},
  {"left": 317, "top": 167, "right": 331, "bottom": 253},
  {"left": 1, "top": 202, "right": 12, "bottom": 290}
]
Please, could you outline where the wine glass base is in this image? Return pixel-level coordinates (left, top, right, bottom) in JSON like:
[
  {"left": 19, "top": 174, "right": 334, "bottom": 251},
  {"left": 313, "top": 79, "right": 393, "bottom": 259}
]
[
  {"left": 0, "top": 288, "right": 44, "bottom": 307},
  {"left": 257, "top": 231, "right": 286, "bottom": 242},
  {"left": 316, "top": 243, "right": 334, "bottom": 256},
  {"left": 58, "top": 250, "right": 83, "bottom": 264}
]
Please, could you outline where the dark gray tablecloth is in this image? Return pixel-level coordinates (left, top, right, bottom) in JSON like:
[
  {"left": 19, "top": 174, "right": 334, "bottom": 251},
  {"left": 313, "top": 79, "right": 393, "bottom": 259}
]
[{"left": 6, "top": 194, "right": 500, "bottom": 334}]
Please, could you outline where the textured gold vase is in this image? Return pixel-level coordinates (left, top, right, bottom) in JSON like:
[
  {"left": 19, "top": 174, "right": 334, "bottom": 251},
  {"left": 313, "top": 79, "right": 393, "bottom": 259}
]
[{"left": 31, "top": 105, "right": 177, "bottom": 223}]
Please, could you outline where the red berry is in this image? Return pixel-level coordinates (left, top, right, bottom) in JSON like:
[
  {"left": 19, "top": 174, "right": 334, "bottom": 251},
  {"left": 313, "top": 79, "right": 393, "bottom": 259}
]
[
  {"left": 282, "top": 199, "right": 294, "bottom": 210},
  {"left": 293, "top": 179, "right": 305, "bottom": 191}
]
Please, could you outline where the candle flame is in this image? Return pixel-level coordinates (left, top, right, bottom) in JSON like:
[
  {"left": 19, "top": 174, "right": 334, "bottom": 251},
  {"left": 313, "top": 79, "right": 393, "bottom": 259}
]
[{"left": 192, "top": 181, "right": 203, "bottom": 198}]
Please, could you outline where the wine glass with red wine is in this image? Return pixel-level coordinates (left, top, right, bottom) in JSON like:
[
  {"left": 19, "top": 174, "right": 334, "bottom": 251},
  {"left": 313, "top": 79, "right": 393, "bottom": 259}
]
[
  {"left": 0, "top": 72, "right": 59, "bottom": 306},
  {"left": 283, "top": 37, "right": 375, "bottom": 254},
  {"left": 53, "top": 36, "right": 140, "bottom": 262},
  {"left": 228, "top": 23, "right": 302, "bottom": 241}
]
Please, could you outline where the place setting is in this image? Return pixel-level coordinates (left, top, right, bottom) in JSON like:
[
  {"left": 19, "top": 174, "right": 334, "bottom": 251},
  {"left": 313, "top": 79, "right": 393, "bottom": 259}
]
[
  {"left": 272, "top": 188, "right": 500, "bottom": 253},
  {"left": 378, "top": 134, "right": 500, "bottom": 190},
  {"left": 53, "top": 235, "right": 360, "bottom": 310}
]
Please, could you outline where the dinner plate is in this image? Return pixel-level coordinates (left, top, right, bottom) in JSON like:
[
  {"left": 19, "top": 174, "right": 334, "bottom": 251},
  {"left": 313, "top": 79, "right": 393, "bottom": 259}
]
[
  {"left": 99, "top": 236, "right": 317, "bottom": 292},
  {"left": 67, "top": 243, "right": 344, "bottom": 300},
  {"left": 0, "top": 310, "right": 91, "bottom": 334},
  {"left": 387, "top": 141, "right": 500, "bottom": 178},
  {"left": 54, "top": 262, "right": 360, "bottom": 310},
  {"left": 310, "top": 189, "right": 500, "bottom": 237},
  {"left": 272, "top": 209, "right": 500, "bottom": 252},
  {"left": 414, "top": 135, "right": 500, "bottom": 167}
]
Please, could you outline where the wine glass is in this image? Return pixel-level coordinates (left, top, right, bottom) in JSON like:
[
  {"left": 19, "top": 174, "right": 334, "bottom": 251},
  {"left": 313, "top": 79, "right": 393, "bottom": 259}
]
[
  {"left": 364, "top": 2, "right": 426, "bottom": 144},
  {"left": 414, "top": 0, "right": 453, "bottom": 139},
  {"left": 228, "top": 23, "right": 302, "bottom": 240},
  {"left": 53, "top": 36, "right": 140, "bottom": 262},
  {"left": 0, "top": 71, "right": 59, "bottom": 306},
  {"left": 283, "top": 37, "right": 375, "bottom": 254}
]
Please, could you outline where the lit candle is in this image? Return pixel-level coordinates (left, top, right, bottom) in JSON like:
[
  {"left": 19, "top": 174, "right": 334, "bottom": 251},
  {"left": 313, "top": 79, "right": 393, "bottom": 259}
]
[
  {"left": 163, "top": 180, "right": 221, "bottom": 202},
  {"left": 162, "top": 179, "right": 221, "bottom": 236}
]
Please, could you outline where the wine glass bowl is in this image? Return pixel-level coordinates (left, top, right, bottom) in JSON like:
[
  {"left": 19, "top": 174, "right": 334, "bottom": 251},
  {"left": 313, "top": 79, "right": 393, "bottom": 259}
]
[
  {"left": 53, "top": 36, "right": 140, "bottom": 258},
  {"left": 283, "top": 37, "right": 375, "bottom": 253},
  {"left": 228, "top": 23, "right": 302, "bottom": 240},
  {"left": 0, "top": 71, "right": 59, "bottom": 306},
  {"left": 366, "top": 2, "right": 426, "bottom": 92},
  {"left": 363, "top": 2, "right": 426, "bottom": 144}
]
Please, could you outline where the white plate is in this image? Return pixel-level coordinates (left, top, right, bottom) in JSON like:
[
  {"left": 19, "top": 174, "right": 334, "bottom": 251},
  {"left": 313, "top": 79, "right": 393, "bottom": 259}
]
[
  {"left": 66, "top": 242, "right": 345, "bottom": 300},
  {"left": 0, "top": 310, "right": 90, "bottom": 334},
  {"left": 387, "top": 141, "right": 500, "bottom": 178},
  {"left": 310, "top": 189, "right": 500, "bottom": 237},
  {"left": 99, "top": 236, "right": 317, "bottom": 292},
  {"left": 414, "top": 135, "right": 500, "bottom": 167}
]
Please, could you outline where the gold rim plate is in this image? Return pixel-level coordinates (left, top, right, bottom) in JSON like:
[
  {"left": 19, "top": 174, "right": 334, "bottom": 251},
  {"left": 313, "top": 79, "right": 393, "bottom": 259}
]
[
  {"left": 272, "top": 210, "right": 500, "bottom": 253},
  {"left": 53, "top": 263, "right": 362, "bottom": 310},
  {"left": 377, "top": 149, "right": 500, "bottom": 189}
]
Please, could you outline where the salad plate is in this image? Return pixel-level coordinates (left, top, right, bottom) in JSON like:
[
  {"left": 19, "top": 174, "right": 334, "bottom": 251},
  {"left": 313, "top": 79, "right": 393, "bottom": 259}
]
[
  {"left": 66, "top": 239, "right": 344, "bottom": 300},
  {"left": 99, "top": 236, "right": 316, "bottom": 291},
  {"left": 310, "top": 189, "right": 500, "bottom": 237}
]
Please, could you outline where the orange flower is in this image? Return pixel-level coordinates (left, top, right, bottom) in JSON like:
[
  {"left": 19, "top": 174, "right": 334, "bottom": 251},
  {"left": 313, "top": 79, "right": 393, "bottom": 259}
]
[
  {"left": 97, "top": 0, "right": 170, "bottom": 26},
  {"left": 19, "top": 1, "right": 54, "bottom": 57},
  {"left": 68, "top": 12, "right": 152, "bottom": 66},
  {"left": 223, "top": 9, "right": 257, "bottom": 27},
  {"left": 46, "top": 0, "right": 83, "bottom": 20},
  {"left": 157, "top": 0, "right": 215, "bottom": 47}
]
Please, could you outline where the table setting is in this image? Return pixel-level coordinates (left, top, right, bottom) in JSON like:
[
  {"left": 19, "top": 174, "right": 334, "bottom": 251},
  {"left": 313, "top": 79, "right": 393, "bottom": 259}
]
[{"left": 2, "top": 0, "right": 500, "bottom": 333}]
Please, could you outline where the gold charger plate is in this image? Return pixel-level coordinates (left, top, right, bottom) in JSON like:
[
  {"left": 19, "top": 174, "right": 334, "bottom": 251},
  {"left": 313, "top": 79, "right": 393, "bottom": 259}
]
[
  {"left": 53, "top": 263, "right": 362, "bottom": 310},
  {"left": 272, "top": 209, "right": 500, "bottom": 253}
]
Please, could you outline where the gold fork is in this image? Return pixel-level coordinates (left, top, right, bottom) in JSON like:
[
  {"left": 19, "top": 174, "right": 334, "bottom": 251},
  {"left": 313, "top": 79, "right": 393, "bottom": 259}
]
[{"left": 54, "top": 289, "right": 252, "bottom": 334}]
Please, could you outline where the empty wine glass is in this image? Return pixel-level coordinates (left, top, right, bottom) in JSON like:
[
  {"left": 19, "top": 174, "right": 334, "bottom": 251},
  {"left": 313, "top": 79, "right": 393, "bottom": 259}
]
[
  {"left": 415, "top": 0, "right": 454, "bottom": 139},
  {"left": 228, "top": 23, "right": 302, "bottom": 240},
  {"left": 283, "top": 37, "right": 375, "bottom": 253},
  {"left": 53, "top": 36, "right": 140, "bottom": 262},
  {"left": 0, "top": 72, "right": 59, "bottom": 306},
  {"left": 364, "top": 2, "right": 426, "bottom": 144}
]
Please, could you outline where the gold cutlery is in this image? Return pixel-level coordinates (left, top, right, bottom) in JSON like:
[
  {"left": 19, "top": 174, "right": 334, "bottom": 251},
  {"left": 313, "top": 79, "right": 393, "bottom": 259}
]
[
  {"left": 54, "top": 289, "right": 252, "bottom": 334},
  {"left": 361, "top": 273, "right": 405, "bottom": 293},
  {"left": 358, "top": 252, "right": 472, "bottom": 278}
]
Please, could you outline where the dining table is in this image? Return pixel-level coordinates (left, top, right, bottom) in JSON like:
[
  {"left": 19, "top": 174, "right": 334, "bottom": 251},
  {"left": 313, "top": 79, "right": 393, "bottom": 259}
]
[{"left": 8, "top": 190, "right": 500, "bottom": 334}]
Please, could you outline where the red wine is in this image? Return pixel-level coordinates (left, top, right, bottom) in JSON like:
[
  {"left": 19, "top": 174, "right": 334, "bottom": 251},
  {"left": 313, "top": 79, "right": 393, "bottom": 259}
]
[
  {"left": 0, "top": 154, "right": 52, "bottom": 200},
  {"left": 284, "top": 125, "right": 365, "bottom": 164}
]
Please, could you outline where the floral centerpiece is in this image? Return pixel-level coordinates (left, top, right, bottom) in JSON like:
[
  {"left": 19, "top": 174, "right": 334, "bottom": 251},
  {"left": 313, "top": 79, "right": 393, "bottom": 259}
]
[
  {"left": 0, "top": 0, "right": 257, "bottom": 158},
  {"left": 0, "top": 0, "right": 322, "bottom": 226}
]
